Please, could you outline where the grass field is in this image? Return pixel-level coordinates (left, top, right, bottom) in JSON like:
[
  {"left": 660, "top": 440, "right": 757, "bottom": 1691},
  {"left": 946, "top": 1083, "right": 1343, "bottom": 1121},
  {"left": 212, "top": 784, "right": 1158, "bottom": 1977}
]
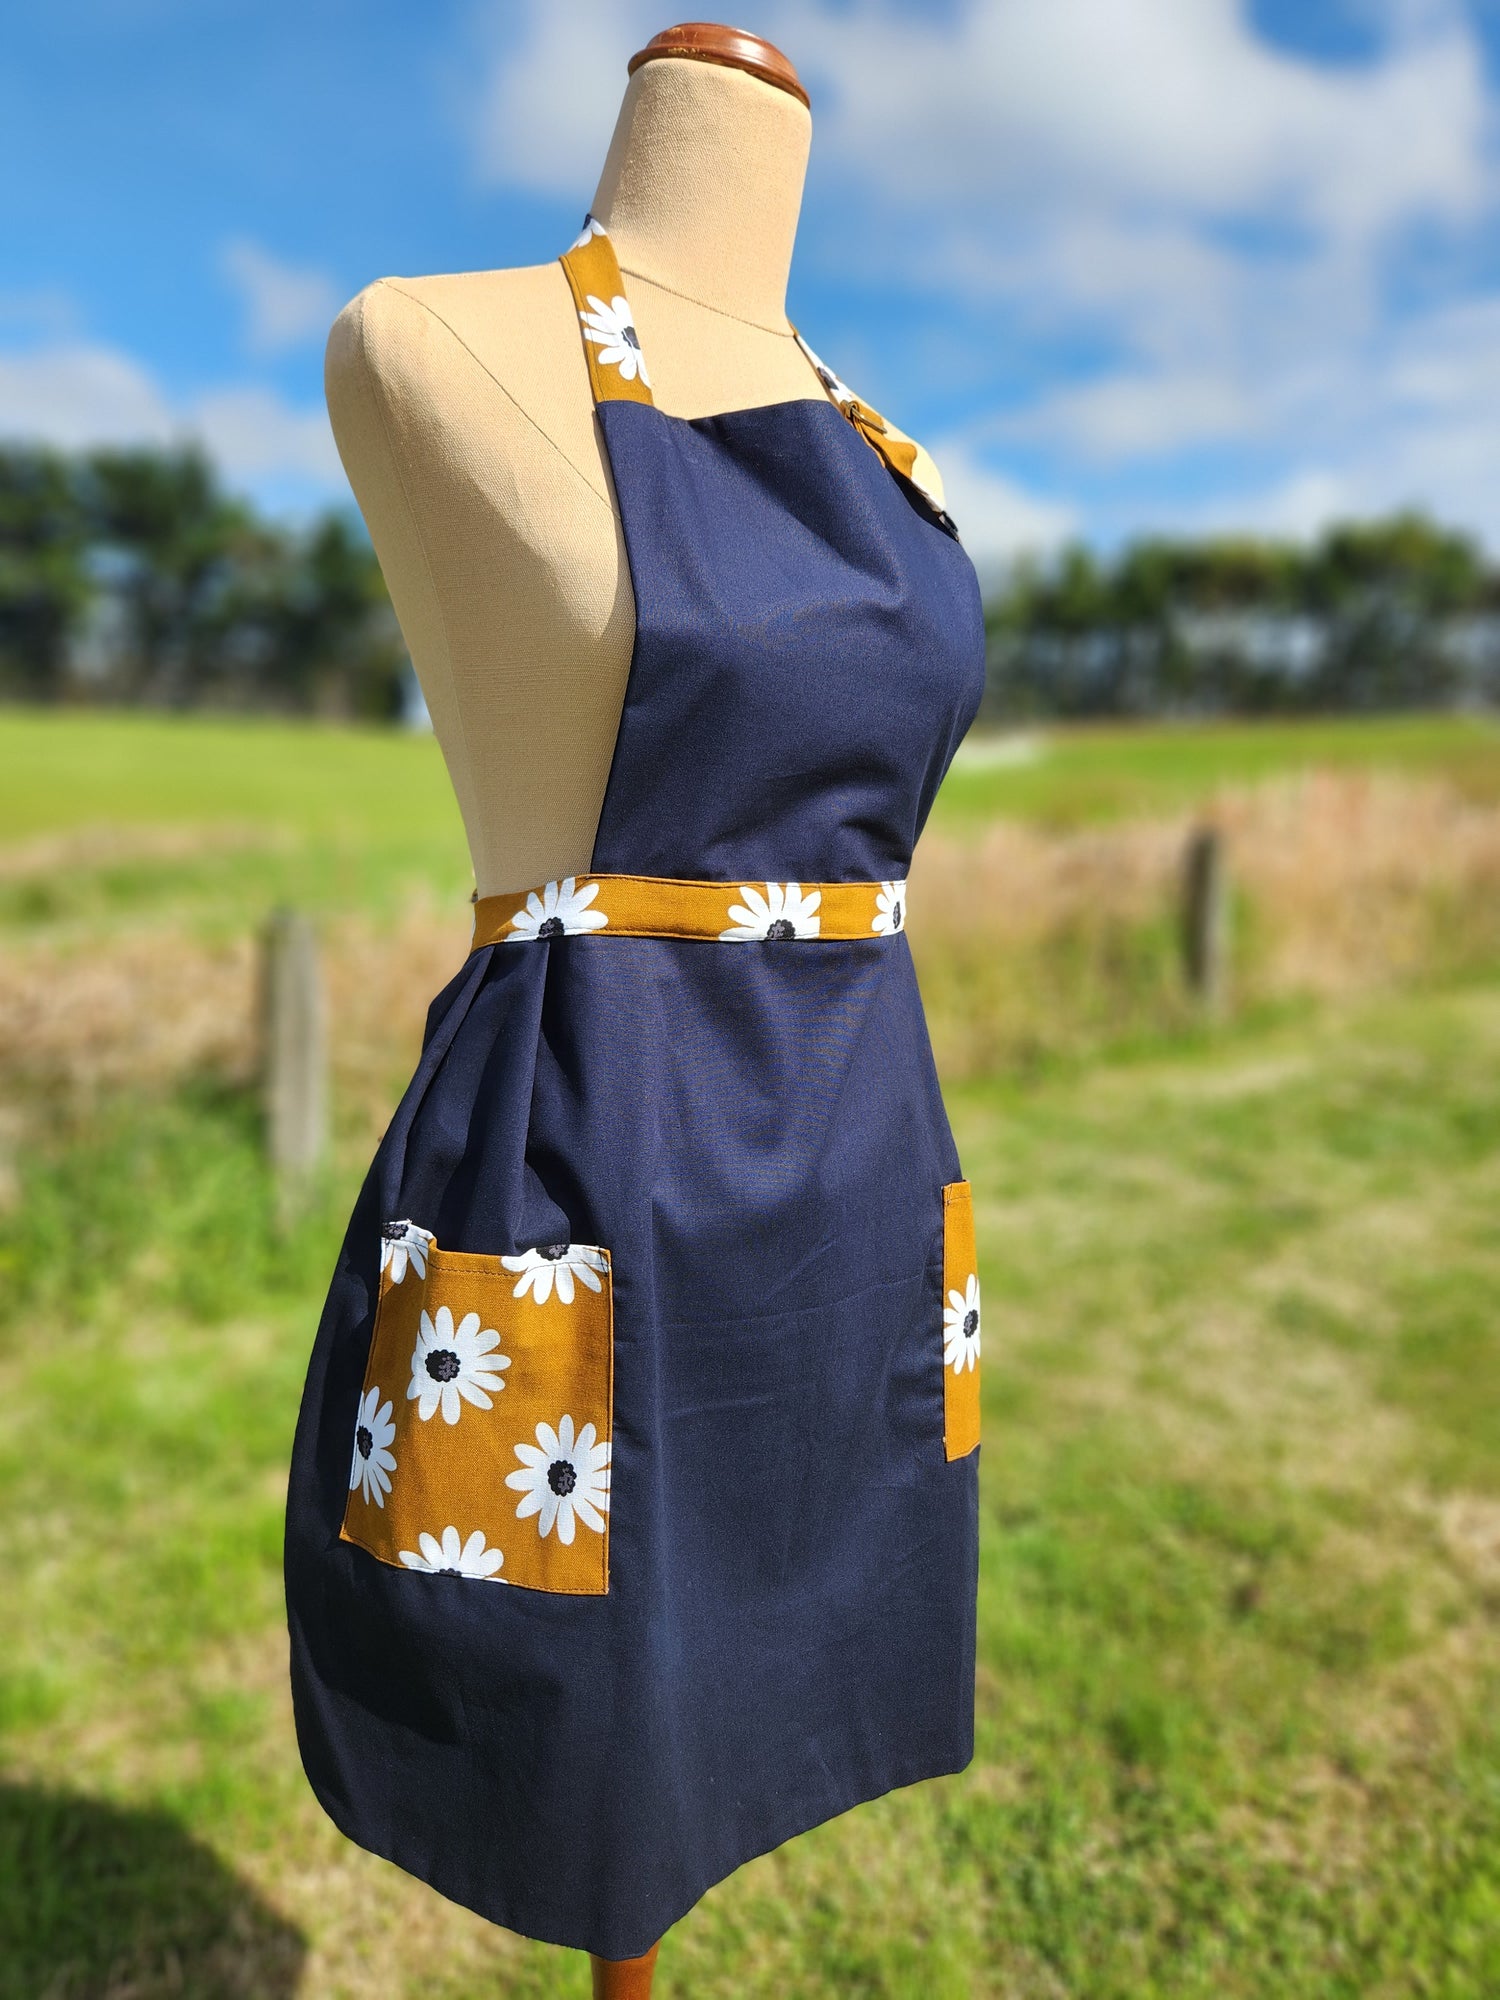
[
  {"left": 4, "top": 707, "right": 1500, "bottom": 904},
  {"left": 1, "top": 708, "right": 1497, "bottom": 1996}
]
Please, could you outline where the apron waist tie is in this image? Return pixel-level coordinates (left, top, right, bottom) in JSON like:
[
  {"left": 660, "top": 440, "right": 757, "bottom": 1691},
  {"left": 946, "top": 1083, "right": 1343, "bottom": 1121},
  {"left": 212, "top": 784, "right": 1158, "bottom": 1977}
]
[{"left": 470, "top": 873, "right": 908, "bottom": 949}]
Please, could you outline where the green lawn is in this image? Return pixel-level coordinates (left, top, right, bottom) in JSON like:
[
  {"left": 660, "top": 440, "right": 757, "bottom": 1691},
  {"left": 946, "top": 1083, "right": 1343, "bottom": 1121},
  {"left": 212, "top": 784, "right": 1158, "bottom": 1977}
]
[
  {"left": 2, "top": 706, "right": 1497, "bottom": 1994},
  {"left": 4, "top": 706, "right": 1499, "bottom": 898},
  {"left": 940, "top": 710, "right": 1500, "bottom": 828},
  {"left": 2, "top": 981, "right": 1497, "bottom": 1996},
  {"left": 4, "top": 704, "right": 1499, "bottom": 978}
]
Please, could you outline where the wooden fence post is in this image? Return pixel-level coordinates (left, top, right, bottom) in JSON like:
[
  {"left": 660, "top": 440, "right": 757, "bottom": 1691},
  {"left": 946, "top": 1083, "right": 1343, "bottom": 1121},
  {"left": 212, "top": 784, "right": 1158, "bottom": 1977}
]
[
  {"left": 261, "top": 907, "right": 327, "bottom": 1198},
  {"left": 1182, "top": 825, "right": 1229, "bottom": 1012}
]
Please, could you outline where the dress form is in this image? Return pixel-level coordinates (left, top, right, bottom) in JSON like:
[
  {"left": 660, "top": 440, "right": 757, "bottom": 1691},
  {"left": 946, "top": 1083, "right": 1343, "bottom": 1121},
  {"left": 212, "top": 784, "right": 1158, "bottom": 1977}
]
[
  {"left": 326, "top": 28, "right": 950, "bottom": 1995},
  {"left": 324, "top": 28, "right": 942, "bottom": 902}
]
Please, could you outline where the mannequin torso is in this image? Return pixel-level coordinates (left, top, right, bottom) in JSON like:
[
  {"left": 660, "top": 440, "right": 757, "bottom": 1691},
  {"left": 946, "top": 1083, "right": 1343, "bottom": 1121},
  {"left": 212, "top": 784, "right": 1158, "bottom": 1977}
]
[{"left": 325, "top": 55, "right": 942, "bottom": 896}]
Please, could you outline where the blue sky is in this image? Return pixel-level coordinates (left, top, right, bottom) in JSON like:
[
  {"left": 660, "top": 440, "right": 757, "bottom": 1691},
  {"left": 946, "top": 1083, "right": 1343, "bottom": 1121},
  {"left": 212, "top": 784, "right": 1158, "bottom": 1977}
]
[{"left": 5, "top": 0, "right": 1500, "bottom": 562}]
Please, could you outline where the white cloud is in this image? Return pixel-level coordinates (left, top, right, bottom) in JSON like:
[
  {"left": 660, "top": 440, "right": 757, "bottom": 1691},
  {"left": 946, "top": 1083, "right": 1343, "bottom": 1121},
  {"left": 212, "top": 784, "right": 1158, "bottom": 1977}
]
[
  {"left": 1192, "top": 469, "right": 1357, "bottom": 541},
  {"left": 929, "top": 437, "right": 1076, "bottom": 566},
  {"left": 192, "top": 384, "right": 343, "bottom": 482},
  {"left": 471, "top": 0, "right": 650, "bottom": 193},
  {"left": 792, "top": 0, "right": 1486, "bottom": 241},
  {"left": 0, "top": 288, "right": 79, "bottom": 340},
  {"left": 0, "top": 338, "right": 342, "bottom": 491},
  {"left": 0, "top": 342, "right": 174, "bottom": 451},
  {"left": 1005, "top": 368, "right": 1262, "bottom": 459},
  {"left": 1124, "top": 291, "right": 1500, "bottom": 547},
  {"left": 1014, "top": 280, "right": 1500, "bottom": 513},
  {"left": 459, "top": 2, "right": 1500, "bottom": 544},
  {"left": 220, "top": 238, "right": 339, "bottom": 355},
  {"left": 469, "top": 0, "right": 1488, "bottom": 237}
]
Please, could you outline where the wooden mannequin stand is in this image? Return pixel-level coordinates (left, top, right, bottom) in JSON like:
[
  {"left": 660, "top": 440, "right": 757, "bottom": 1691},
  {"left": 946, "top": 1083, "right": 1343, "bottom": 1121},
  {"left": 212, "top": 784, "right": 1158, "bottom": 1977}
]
[{"left": 593, "top": 1937, "right": 662, "bottom": 1998}]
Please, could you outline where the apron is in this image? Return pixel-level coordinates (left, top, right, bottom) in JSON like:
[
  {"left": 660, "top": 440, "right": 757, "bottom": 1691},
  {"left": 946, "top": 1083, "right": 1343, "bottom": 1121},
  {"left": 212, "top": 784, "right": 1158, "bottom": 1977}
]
[{"left": 284, "top": 217, "right": 988, "bottom": 1962}]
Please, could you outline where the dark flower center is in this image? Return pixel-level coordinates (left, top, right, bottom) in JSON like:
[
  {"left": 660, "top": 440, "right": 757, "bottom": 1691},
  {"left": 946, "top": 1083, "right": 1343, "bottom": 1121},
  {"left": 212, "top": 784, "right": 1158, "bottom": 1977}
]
[
  {"left": 765, "top": 918, "right": 796, "bottom": 940},
  {"left": 963, "top": 1309, "right": 978, "bottom": 1340},
  {"left": 539, "top": 1243, "right": 569, "bottom": 1261},
  {"left": 548, "top": 1459, "right": 578, "bottom": 1497},
  {"left": 892, "top": 900, "right": 904, "bottom": 928},
  {"left": 537, "top": 915, "right": 565, "bottom": 938},
  {"left": 440, "top": 1567, "right": 460, "bottom": 1576},
  {"left": 381, "top": 1220, "right": 405, "bottom": 1241},
  {"left": 622, "top": 325, "right": 641, "bottom": 350},
  {"left": 426, "top": 1348, "right": 461, "bottom": 1383},
  {"left": 356, "top": 1425, "right": 373, "bottom": 1459}
]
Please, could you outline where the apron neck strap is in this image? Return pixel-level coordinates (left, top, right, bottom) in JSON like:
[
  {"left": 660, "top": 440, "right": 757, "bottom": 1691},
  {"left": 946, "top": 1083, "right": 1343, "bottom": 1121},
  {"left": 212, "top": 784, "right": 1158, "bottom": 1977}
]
[
  {"left": 560, "top": 216, "right": 655, "bottom": 409},
  {"left": 559, "top": 216, "right": 959, "bottom": 538},
  {"left": 792, "top": 328, "right": 957, "bottom": 535}
]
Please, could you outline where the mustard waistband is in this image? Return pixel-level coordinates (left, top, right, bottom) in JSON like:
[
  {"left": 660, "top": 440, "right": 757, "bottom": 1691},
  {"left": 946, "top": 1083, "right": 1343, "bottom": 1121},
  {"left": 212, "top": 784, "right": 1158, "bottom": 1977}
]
[{"left": 470, "top": 874, "right": 908, "bottom": 949}]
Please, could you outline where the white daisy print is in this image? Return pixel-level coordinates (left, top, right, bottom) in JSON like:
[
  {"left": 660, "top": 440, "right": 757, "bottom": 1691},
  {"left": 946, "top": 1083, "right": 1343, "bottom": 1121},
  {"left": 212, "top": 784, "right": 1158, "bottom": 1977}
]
[
  {"left": 399, "top": 1526, "right": 505, "bottom": 1581},
  {"left": 506, "top": 876, "right": 609, "bottom": 943},
  {"left": 506, "top": 1415, "right": 611, "bottom": 1545},
  {"left": 943, "top": 1273, "right": 981, "bottom": 1375},
  {"left": 380, "top": 1218, "right": 434, "bottom": 1286},
  {"left": 719, "top": 882, "right": 822, "bottom": 941},
  {"left": 350, "top": 1386, "right": 397, "bottom": 1507},
  {"left": 580, "top": 293, "right": 650, "bottom": 386},
  {"left": 500, "top": 1241, "right": 608, "bottom": 1306},
  {"left": 794, "top": 330, "right": 857, "bottom": 406},
  {"left": 408, "top": 1306, "right": 510, "bottom": 1425},
  {"left": 570, "top": 213, "right": 607, "bottom": 251},
  {"left": 872, "top": 881, "right": 907, "bottom": 935}
]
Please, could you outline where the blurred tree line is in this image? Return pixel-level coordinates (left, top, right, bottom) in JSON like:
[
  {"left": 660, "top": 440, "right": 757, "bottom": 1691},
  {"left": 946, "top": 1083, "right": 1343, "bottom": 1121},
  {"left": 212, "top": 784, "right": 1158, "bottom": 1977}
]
[
  {"left": 0, "top": 443, "right": 407, "bottom": 717},
  {"left": 983, "top": 514, "right": 1500, "bottom": 720},
  {"left": 5, "top": 442, "right": 1499, "bottom": 723}
]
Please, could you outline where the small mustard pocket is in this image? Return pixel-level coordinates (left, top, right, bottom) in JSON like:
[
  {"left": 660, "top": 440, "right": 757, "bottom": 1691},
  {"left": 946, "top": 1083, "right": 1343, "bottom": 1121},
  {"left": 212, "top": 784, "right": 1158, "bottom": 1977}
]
[
  {"left": 941, "top": 1181, "right": 981, "bottom": 1460},
  {"left": 342, "top": 1220, "right": 614, "bottom": 1594}
]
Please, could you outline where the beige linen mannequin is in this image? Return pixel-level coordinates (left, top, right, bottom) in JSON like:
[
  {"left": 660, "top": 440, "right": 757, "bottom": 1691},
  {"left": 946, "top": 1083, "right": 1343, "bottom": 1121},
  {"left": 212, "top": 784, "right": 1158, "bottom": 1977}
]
[{"left": 325, "top": 53, "right": 943, "bottom": 899}]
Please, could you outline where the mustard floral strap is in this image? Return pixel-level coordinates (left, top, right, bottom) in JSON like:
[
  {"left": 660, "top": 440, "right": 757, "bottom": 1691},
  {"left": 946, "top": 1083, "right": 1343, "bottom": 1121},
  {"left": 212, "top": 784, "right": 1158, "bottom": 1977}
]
[
  {"left": 470, "top": 873, "right": 909, "bottom": 949},
  {"left": 792, "top": 330, "right": 957, "bottom": 537},
  {"left": 561, "top": 215, "right": 654, "bottom": 408},
  {"left": 560, "top": 215, "right": 954, "bottom": 533}
]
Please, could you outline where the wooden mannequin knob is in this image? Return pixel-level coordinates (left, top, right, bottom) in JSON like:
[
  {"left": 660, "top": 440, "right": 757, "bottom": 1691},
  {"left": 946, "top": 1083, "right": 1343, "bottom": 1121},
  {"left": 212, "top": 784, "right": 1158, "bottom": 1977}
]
[{"left": 628, "top": 22, "right": 810, "bottom": 108}]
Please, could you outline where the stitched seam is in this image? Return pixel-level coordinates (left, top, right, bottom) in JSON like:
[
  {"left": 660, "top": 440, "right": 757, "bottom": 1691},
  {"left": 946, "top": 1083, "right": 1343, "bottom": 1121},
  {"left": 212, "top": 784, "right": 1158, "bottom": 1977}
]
[
  {"left": 614, "top": 264, "right": 796, "bottom": 336},
  {"left": 472, "top": 929, "right": 892, "bottom": 948},
  {"left": 481, "top": 870, "right": 900, "bottom": 892},
  {"left": 381, "top": 280, "right": 615, "bottom": 512}
]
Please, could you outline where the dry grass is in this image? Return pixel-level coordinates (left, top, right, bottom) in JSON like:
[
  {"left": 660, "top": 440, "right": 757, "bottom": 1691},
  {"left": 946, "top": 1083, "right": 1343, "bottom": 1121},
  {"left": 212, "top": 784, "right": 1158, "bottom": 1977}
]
[
  {"left": 5, "top": 770, "right": 1500, "bottom": 1121},
  {"left": 0, "top": 904, "right": 466, "bottom": 1142},
  {"left": 911, "top": 769, "right": 1500, "bottom": 1074}
]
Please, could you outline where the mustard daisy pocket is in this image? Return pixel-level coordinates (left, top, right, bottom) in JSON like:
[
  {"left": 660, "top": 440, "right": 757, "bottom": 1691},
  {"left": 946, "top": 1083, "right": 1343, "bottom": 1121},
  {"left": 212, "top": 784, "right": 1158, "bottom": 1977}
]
[{"left": 341, "top": 1221, "right": 615, "bottom": 1595}]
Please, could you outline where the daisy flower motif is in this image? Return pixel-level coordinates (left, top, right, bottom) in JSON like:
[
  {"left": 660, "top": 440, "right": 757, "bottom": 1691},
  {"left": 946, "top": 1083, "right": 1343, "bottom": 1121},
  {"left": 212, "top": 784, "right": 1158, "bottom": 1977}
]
[
  {"left": 580, "top": 293, "right": 650, "bottom": 387},
  {"left": 943, "top": 1273, "right": 981, "bottom": 1375},
  {"left": 506, "top": 1415, "right": 611, "bottom": 1545},
  {"left": 872, "top": 881, "right": 907, "bottom": 935},
  {"left": 399, "top": 1526, "right": 505, "bottom": 1581},
  {"left": 500, "top": 1241, "right": 608, "bottom": 1306},
  {"left": 719, "top": 882, "right": 822, "bottom": 941},
  {"left": 380, "top": 1218, "right": 434, "bottom": 1286},
  {"left": 350, "top": 1386, "right": 397, "bottom": 1507},
  {"left": 408, "top": 1306, "right": 510, "bottom": 1425},
  {"left": 794, "top": 331, "right": 856, "bottom": 406},
  {"left": 507, "top": 876, "right": 609, "bottom": 943},
  {"left": 570, "top": 213, "right": 607, "bottom": 251}
]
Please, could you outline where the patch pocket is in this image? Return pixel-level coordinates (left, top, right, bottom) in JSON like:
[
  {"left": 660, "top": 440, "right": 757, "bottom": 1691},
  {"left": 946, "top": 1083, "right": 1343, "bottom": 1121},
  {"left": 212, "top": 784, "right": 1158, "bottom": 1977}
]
[
  {"left": 941, "top": 1181, "right": 981, "bottom": 1460},
  {"left": 341, "top": 1222, "right": 614, "bottom": 1594}
]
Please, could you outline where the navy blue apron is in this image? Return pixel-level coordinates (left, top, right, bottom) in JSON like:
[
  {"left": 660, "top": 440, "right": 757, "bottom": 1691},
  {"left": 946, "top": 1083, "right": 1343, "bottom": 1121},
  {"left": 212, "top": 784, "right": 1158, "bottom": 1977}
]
[{"left": 284, "top": 218, "right": 987, "bottom": 1961}]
